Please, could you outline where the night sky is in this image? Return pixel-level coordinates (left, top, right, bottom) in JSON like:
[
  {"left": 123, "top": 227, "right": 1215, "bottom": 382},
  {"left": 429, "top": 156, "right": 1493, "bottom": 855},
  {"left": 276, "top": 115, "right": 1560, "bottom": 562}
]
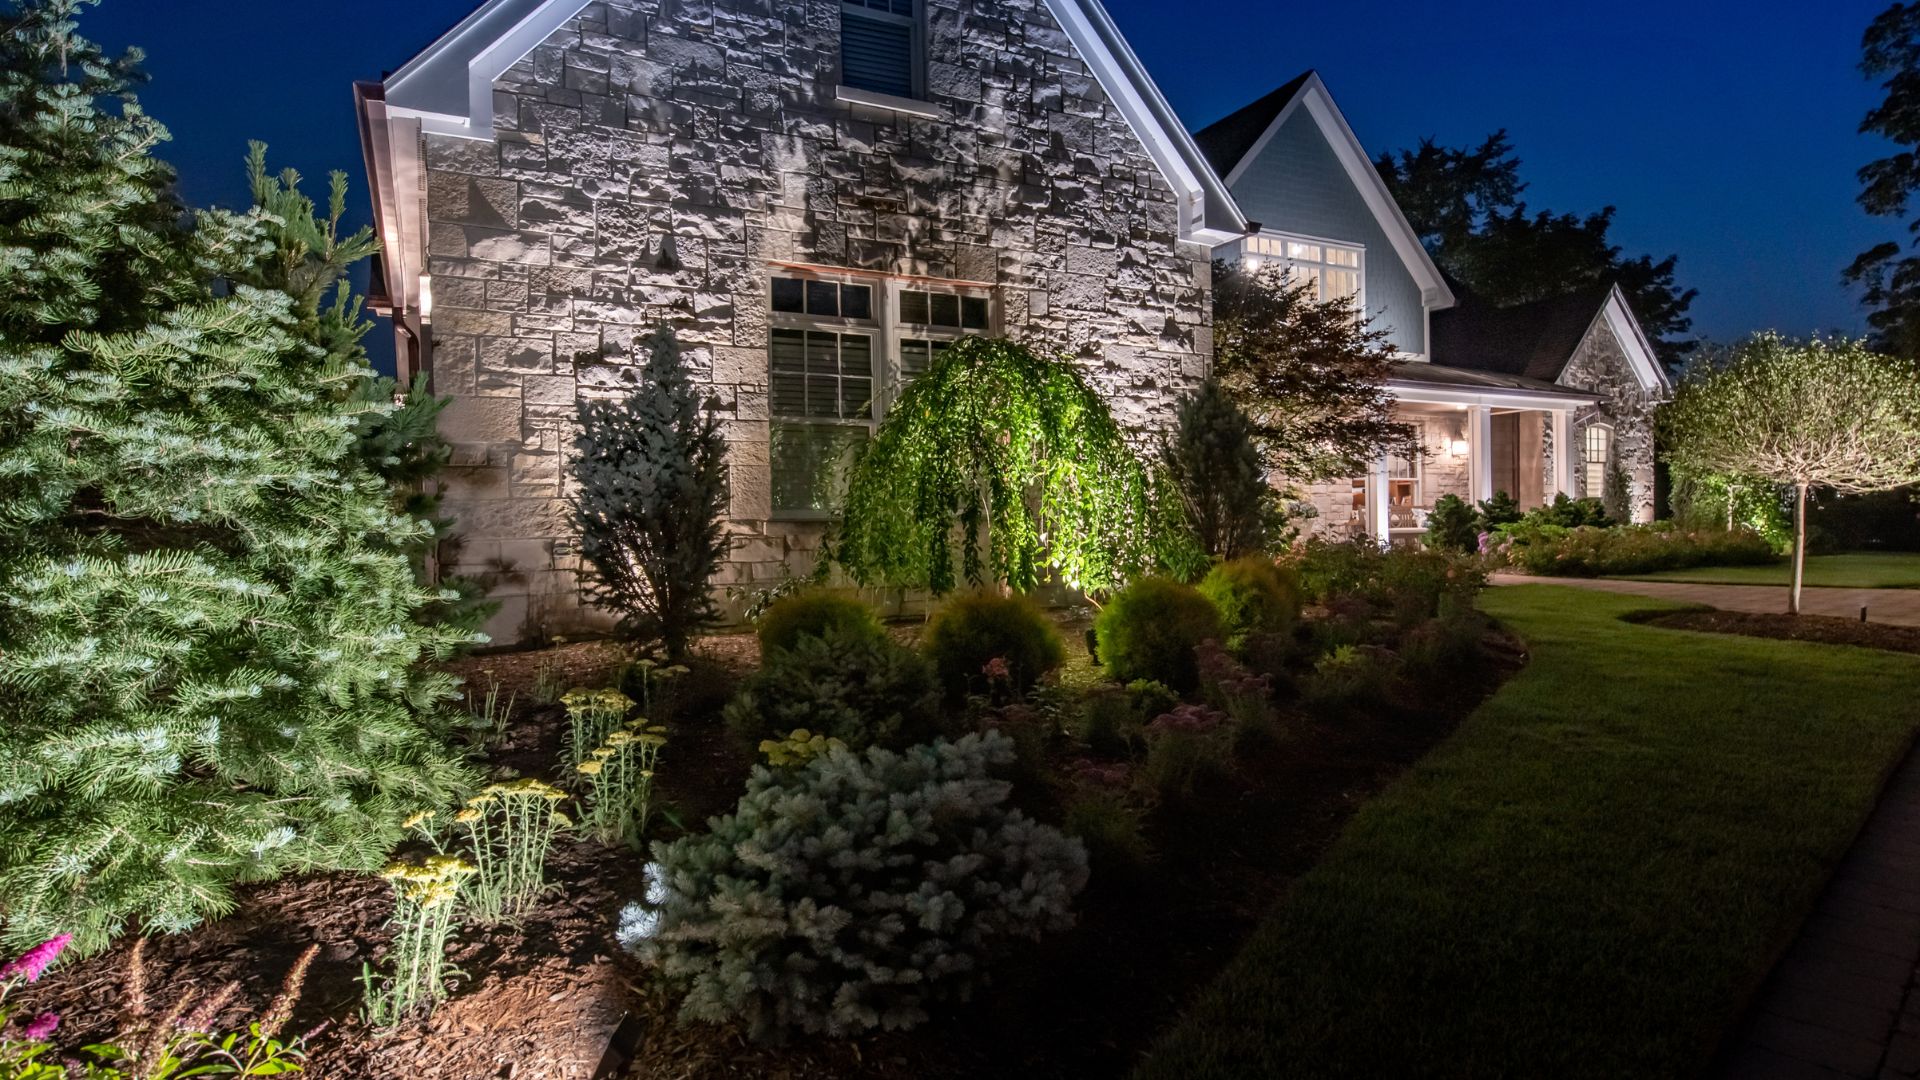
[{"left": 80, "top": 0, "right": 1897, "bottom": 367}]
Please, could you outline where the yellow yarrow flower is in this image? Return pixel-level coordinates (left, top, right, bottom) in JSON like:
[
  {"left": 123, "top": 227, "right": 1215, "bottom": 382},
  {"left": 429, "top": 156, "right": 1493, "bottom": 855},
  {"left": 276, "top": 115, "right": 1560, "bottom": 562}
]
[{"left": 577, "top": 760, "right": 604, "bottom": 776}]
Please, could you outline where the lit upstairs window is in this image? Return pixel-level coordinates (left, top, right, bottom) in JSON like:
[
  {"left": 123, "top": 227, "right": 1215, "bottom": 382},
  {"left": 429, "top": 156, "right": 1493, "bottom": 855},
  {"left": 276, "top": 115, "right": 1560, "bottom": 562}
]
[
  {"left": 1241, "top": 234, "right": 1364, "bottom": 311},
  {"left": 841, "top": 0, "right": 920, "bottom": 100}
]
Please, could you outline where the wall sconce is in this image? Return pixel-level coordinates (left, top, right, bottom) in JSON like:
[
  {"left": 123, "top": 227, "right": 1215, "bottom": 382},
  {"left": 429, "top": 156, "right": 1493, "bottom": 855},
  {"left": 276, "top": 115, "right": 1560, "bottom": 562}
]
[
  {"left": 417, "top": 273, "right": 434, "bottom": 321},
  {"left": 1449, "top": 438, "right": 1470, "bottom": 457}
]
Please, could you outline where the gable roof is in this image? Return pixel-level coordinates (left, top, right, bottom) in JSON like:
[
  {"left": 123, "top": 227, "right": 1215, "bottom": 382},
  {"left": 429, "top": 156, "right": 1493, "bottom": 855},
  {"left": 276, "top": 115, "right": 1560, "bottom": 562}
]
[
  {"left": 1192, "top": 70, "right": 1313, "bottom": 179},
  {"left": 369, "top": 0, "right": 1247, "bottom": 242},
  {"left": 1432, "top": 283, "right": 1670, "bottom": 395},
  {"left": 1192, "top": 71, "right": 1453, "bottom": 310}
]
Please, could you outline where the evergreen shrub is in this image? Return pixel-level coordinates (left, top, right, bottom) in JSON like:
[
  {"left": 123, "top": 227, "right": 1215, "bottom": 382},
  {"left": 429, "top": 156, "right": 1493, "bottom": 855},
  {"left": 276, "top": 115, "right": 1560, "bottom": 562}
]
[
  {"left": 1424, "top": 494, "right": 1482, "bottom": 553},
  {"left": 571, "top": 325, "right": 731, "bottom": 659},
  {"left": 625, "top": 731, "right": 1088, "bottom": 1039},
  {"left": 1094, "top": 578, "right": 1223, "bottom": 692},
  {"left": 723, "top": 629, "right": 941, "bottom": 750},
  {"left": 0, "top": 9, "right": 472, "bottom": 953},
  {"left": 1197, "top": 557, "right": 1302, "bottom": 649},
  {"left": 1158, "top": 377, "right": 1274, "bottom": 559},
  {"left": 921, "top": 590, "right": 1066, "bottom": 698},
  {"left": 755, "top": 589, "right": 884, "bottom": 656}
]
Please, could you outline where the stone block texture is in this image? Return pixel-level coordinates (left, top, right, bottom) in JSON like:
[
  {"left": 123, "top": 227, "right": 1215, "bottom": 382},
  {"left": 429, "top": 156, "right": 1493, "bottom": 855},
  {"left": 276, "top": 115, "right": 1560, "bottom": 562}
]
[
  {"left": 417, "top": 0, "right": 1213, "bottom": 644},
  {"left": 1560, "top": 317, "right": 1659, "bottom": 523}
]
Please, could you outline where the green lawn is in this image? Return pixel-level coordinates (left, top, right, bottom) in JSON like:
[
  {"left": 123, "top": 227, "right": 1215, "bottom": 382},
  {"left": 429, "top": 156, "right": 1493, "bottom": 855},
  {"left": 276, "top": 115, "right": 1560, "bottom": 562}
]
[
  {"left": 1623, "top": 551, "right": 1920, "bottom": 589},
  {"left": 1136, "top": 585, "right": 1920, "bottom": 1080}
]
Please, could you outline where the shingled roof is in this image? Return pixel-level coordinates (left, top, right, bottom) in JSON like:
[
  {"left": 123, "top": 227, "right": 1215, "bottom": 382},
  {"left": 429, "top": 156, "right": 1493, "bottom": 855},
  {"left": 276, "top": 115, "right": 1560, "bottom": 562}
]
[
  {"left": 1191, "top": 70, "right": 1314, "bottom": 178},
  {"left": 1430, "top": 284, "right": 1616, "bottom": 383}
]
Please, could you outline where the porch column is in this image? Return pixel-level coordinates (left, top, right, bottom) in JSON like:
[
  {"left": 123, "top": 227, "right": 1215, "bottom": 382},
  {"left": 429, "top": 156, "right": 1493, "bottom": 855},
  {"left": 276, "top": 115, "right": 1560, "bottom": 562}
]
[
  {"left": 1368, "top": 455, "right": 1391, "bottom": 545},
  {"left": 1468, "top": 405, "right": 1493, "bottom": 504},
  {"left": 1550, "top": 409, "right": 1576, "bottom": 496}
]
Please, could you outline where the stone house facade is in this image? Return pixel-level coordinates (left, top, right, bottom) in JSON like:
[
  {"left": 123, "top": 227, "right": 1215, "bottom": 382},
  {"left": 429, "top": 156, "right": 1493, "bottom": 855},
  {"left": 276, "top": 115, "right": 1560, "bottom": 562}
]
[
  {"left": 358, "top": 3, "right": 1670, "bottom": 642},
  {"left": 358, "top": 0, "right": 1248, "bottom": 643}
]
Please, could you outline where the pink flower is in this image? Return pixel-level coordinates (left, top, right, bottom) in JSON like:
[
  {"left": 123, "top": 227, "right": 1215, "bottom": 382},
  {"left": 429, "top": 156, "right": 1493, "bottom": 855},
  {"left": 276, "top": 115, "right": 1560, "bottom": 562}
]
[
  {"left": 23, "top": 1012, "right": 58, "bottom": 1041},
  {"left": 982, "top": 657, "right": 1011, "bottom": 681},
  {"left": 1, "top": 934, "right": 72, "bottom": 984}
]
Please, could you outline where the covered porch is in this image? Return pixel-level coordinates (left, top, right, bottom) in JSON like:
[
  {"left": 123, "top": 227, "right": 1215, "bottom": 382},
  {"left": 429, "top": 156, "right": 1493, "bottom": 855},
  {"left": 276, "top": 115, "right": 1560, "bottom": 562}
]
[{"left": 1311, "top": 366, "right": 1601, "bottom": 545}]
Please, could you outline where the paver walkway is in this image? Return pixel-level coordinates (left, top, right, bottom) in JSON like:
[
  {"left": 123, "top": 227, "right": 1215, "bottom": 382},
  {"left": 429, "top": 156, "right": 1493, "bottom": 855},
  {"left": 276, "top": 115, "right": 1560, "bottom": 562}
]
[
  {"left": 1487, "top": 573, "right": 1920, "bottom": 628},
  {"left": 1708, "top": 749, "right": 1920, "bottom": 1079}
]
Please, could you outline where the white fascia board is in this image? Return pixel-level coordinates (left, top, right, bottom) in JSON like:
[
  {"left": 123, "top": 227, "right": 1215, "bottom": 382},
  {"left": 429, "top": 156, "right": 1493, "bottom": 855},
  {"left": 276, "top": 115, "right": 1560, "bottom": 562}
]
[
  {"left": 1599, "top": 284, "right": 1672, "bottom": 397},
  {"left": 385, "top": 0, "right": 593, "bottom": 140},
  {"left": 1221, "top": 74, "right": 1454, "bottom": 311},
  {"left": 1389, "top": 381, "right": 1601, "bottom": 411},
  {"left": 1045, "top": 0, "right": 1248, "bottom": 243}
]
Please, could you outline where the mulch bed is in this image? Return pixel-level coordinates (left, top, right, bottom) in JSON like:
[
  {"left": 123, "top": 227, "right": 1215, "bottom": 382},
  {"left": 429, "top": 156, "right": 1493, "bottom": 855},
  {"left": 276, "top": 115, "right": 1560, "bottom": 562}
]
[
  {"left": 13, "top": 625, "right": 1523, "bottom": 1080},
  {"left": 1643, "top": 609, "right": 1920, "bottom": 655}
]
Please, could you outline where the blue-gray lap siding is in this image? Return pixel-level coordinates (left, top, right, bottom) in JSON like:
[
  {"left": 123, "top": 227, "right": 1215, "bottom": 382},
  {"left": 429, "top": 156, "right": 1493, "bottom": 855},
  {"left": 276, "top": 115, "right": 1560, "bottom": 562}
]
[{"left": 1224, "top": 109, "right": 1427, "bottom": 357}]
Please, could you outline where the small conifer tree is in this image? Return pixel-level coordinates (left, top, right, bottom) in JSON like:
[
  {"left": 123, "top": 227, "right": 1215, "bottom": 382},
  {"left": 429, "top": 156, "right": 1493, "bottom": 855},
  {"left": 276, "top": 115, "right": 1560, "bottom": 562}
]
[
  {"left": 0, "top": 2, "right": 473, "bottom": 953},
  {"left": 570, "top": 325, "right": 731, "bottom": 658},
  {"left": 1159, "top": 377, "right": 1273, "bottom": 559}
]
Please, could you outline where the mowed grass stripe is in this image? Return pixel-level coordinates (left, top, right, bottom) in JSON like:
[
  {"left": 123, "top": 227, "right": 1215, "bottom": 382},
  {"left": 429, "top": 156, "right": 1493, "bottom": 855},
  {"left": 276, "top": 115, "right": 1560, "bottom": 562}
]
[{"left": 1137, "top": 585, "right": 1920, "bottom": 1080}]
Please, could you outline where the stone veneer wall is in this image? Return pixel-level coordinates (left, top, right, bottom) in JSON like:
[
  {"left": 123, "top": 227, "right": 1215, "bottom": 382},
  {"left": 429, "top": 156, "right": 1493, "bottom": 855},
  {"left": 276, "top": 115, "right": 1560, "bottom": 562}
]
[
  {"left": 1558, "top": 317, "right": 1659, "bottom": 523},
  {"left": 418, "top": 0, "right": 1214, "bottom": 644}
]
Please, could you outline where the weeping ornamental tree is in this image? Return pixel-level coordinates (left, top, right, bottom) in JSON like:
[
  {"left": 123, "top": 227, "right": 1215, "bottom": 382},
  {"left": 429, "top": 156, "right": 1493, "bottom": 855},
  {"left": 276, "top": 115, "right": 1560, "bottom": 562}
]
[
  {"left": 1662, "top": 333, "right": 1920, "bottom": 614},
  {"left": 834, "top": 338, "right": 1192, "bottom": 595},
  {"left": 0, "top": 2, "right": 473, "bottom": 953}
]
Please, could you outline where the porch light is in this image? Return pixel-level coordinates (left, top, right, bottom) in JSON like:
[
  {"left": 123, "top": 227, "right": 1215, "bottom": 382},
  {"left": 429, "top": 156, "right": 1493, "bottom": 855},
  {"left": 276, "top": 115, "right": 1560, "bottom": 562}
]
[
  {"left": 418, "top": 273, "right": 434, "bottom": 321},
  {"left": 1450, "top": 439, "right": 1470, "bottom": 457}
]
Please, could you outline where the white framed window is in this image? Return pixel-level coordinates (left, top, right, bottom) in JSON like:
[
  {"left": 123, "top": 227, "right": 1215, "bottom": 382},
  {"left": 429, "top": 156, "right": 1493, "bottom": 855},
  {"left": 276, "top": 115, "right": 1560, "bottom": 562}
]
[
  {"left": 840, "top": 0, "right": 922, "bottom": 100},
  {"left": 769, "top": 268, "right": 994, "bottom": 516},
  {"left": 1583, "top": 423, "right": 1613, "bottom": 496},
  {"left": 1241, "top": 232, "right": 1363, "bottom": 311},
  {"left": 1385, "top": 421, "right": 1423, "bottom": 510}
]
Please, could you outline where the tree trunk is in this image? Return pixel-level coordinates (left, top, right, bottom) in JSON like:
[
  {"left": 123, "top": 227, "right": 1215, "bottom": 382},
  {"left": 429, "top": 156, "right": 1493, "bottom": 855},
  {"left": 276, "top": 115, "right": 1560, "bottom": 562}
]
[{"left": 1789, "top": 481, "right": 1809, "bottom": 616}]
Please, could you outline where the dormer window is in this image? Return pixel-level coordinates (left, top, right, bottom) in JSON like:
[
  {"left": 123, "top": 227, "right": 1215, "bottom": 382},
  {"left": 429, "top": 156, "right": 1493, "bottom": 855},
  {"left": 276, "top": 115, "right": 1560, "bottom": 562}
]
[
  {"left": 1240, "top": 233, "right": 1364, "bottom": 311},
  {"left": 840, "top": 0, "right": 921, "bottom": 101}
]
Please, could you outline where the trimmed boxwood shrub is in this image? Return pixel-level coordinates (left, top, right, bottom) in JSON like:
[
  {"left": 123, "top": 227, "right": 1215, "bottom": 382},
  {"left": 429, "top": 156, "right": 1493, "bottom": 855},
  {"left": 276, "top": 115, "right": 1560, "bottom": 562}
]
[
  {"left": 1094, "top": 577, "right": 1223, "bottom": 692},
  {"left": 1197, "top": 557, "right": 1302, "bottom": 649},
  {"left": 624, "top": 731, "right": 1088, "bottom": 1039},
  {"left": 723, "top": 628, "right": 940, "bottom": 750},
  {"left": 755, "top": 589, "right": 884, "bottom": 656},
  {"left": 922, "top": 589, "right": 1066, "bottom": 698}
]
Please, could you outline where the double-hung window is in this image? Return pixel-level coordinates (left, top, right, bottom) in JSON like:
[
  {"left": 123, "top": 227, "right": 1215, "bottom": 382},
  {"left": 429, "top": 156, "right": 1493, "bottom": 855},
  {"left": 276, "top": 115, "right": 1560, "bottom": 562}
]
[
  {"left": 1241, "top": 233, "right": 1364, "bottom": 311},
  {"left": 1583, "top": 424, "right": 1613, "bottom": 496},
  {"left": 769, "top": 270, "right": 993, "bottom": 516},
  {"left": 840, "top": 0, "right": 921, "bottom": 100}
]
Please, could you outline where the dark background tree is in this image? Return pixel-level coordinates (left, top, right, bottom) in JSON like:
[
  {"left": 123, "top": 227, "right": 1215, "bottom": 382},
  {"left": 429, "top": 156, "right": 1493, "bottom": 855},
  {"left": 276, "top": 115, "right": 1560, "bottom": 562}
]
[
  {"left": 1212, "top": 260, "right": 1413, "bottom": 484},
  {"left": 1848, "top": 2, "right": 1920, "bottom": 356},
  {"left": 1376, "top": 131, "right": 1698, "bottom": 364}
]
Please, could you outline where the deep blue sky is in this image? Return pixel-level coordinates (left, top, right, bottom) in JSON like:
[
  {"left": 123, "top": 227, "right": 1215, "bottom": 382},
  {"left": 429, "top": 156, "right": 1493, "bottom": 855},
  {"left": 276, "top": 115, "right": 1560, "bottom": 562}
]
[{"left": 82, "top": 0, "right": 1895, "bottom": 356}]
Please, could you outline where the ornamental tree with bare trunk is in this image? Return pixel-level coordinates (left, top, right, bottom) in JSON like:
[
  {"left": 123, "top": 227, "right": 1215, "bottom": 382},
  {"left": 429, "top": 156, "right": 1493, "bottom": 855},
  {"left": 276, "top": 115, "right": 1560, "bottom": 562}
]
[{"left": 1661, "top": 333, "right": 1920, "bottom": 613}]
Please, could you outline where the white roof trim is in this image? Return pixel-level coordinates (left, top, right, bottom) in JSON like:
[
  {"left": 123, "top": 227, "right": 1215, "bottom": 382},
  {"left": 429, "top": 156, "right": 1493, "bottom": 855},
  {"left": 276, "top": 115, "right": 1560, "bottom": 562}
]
[
  {"left": 1593, "top": 283, "right": 1672, "bottom": 398},
  {"left": 1218, "top": 74, "right": 1453, "bottom": 311},
  {"left": 1044, "top": 0, "right": 1247, "bottom": 241},
  {"left": 384, "top": 0, "right": 593, "bottom": 139},
  {"left": 1389, "top": 381, "right": 1601, "bottom": 411}
]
